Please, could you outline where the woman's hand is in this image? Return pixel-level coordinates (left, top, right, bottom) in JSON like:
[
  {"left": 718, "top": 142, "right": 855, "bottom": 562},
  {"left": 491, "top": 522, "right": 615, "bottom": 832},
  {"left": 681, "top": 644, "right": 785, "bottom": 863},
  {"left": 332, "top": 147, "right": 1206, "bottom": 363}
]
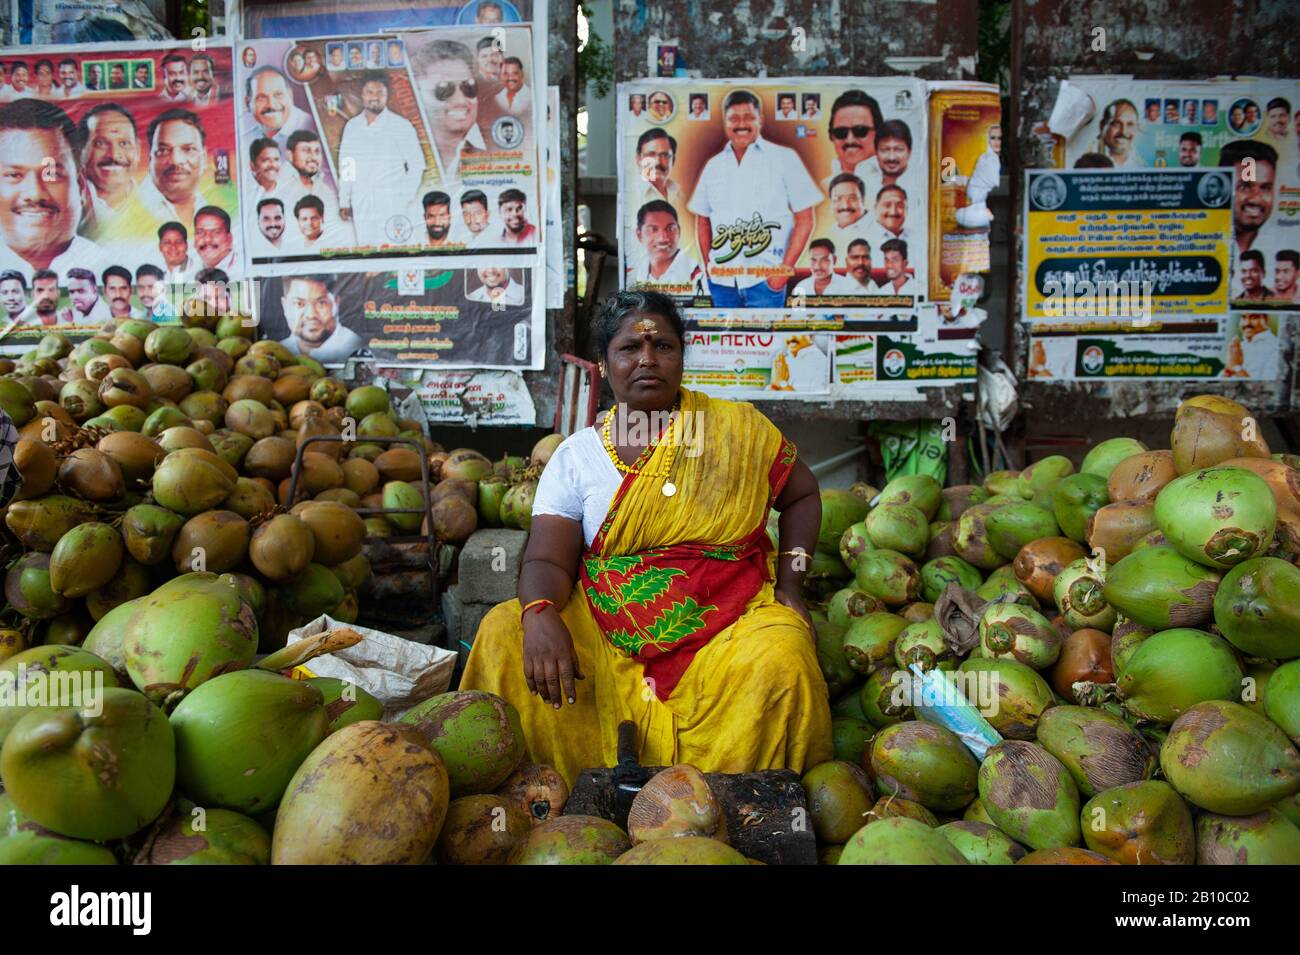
[
  {"left": 774, "top": 586, "right": 815, "bottom": 641},
  {"left": 523, "top": 607, "right": 585, "bottom": 708}
]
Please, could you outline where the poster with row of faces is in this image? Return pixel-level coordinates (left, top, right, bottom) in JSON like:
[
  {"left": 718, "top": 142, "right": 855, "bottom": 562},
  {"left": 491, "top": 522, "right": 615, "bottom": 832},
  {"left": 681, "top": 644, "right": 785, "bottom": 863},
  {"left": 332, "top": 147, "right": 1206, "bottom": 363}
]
[{"left": 0, "top": 14, "right": 547, "bottom": 369}]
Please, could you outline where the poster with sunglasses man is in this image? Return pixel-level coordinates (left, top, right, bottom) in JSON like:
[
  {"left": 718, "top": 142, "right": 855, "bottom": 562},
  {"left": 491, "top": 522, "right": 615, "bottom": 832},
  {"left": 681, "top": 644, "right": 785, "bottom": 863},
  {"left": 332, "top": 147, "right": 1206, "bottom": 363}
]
[{"left": 617, "top": 77, "right": 927, "bottom": 315}]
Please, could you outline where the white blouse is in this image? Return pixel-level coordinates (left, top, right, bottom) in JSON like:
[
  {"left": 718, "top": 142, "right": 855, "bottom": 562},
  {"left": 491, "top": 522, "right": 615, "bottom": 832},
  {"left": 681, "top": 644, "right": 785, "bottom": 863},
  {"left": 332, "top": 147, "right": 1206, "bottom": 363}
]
[{"left": 530, "top": 427, "right": 623, "bottom": 548}]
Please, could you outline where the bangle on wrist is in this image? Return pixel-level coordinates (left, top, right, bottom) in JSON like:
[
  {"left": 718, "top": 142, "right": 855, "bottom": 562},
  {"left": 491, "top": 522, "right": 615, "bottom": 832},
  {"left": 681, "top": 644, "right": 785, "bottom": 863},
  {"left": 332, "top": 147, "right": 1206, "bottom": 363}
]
[{"left": 520, "top": 598, "right": 555, "bottom": 624}]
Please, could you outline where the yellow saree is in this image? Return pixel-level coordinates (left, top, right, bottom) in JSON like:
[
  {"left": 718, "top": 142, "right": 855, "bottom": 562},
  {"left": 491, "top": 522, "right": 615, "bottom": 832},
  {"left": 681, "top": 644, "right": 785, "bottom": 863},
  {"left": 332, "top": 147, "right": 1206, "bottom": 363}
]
[{"left": 461, "top": 389, "right": 833, "bottom": 786}]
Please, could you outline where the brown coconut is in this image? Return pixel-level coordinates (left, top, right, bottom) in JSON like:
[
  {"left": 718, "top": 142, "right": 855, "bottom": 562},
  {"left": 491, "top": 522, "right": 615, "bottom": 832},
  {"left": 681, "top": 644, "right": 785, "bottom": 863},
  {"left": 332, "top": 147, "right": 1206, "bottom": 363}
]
[
  {"left": 1013, "top": 537, "right": 1087, "bottom": 603},
  {"left": 1085, "top": 502, "right": 1157, "bottom": 563},
  {"left": 222, "top": 374, "right": 275, "bottom": 406},
  {"left": 295, "top": 500, "right": 366, "bottom": 565},
  {"left": 139, "top": 363, "right": 193, "bottom": 402},
  {"left": 1106, "top": 450, "right": 1178, "bottom": 503},
  {"left": 495, "top": 762, "right": 570, "bottom": 825},
  {"left": 289, "top": 400, "right": 326, "bottom": 430},
  {"left": 299, "top": 452, "right": 345, "bottom": 495},
  {"left": 243, "top": 436, "right": 297, "bottom": 482},
  {"left": 375, "top": 448, "right": 423, "bottom": 483},
  {"left": 96, "top": 432, "right": 164, "bottom": 484},
  {"left": 430, "top": 495, "right": 477, "bottom": 544},
  {"left": 13, "top": 438, "right": 57, "bottom": 499},
  {"left": 1050, "top": 628, "right": 1115, "bottom": 700},
  {"left": 172, "top": 510, "right": 250, "bottom": 573},
  {"left": 341, "top": 458, "right": 380, "bottom": 498},
  {"left": 273, "top": 374, "right": 311, "bottom": 407},
  {"left": 249, "top": 513, "right": 315, "bottom": 582},
  {"left": 57, "top": 448, "right": 124, "bottom": 503},
  {"left": 435, "top": 795, "right": 532, "bottom": 865}
]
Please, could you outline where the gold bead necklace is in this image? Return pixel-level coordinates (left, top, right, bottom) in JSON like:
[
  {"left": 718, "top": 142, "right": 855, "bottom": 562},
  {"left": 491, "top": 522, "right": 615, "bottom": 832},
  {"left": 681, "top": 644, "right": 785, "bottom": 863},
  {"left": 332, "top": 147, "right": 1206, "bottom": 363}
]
[{"left": 601, "top": 403, "right": 680, "bottom": 496}]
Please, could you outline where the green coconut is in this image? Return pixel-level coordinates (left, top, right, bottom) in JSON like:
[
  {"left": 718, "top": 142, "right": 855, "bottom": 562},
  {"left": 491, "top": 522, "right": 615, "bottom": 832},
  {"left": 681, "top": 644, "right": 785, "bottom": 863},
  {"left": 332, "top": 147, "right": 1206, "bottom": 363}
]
[
  {"left": 1155, "top": 467, "right": 1277, "bottom": 570},
  {"left": 853, "top": 549, "right": 921, "bottom": 607},
  {"left": 859, "top": 666, "right": 911, "bottom": 727},
  {"left": 978, "top": 603, "right": 1061, "bottom": 669},
  {"left": 958, "top": 656, "right": 1055, "bottom": 740},
  {"left": 1082, "top": 438, "right": 1149, "bottom": 479},
  {"left": 614, "top": 837, "right": 748, "bottom": 865},
  {"left": 121, "top": 504, "right": 186, "bottom": 565},
  {"left": 815, "top": 620, "right": 857, "bottom": 697},
  {"left": 952, "top": 503, "right": 1003, "bottom": 570},
  {"left": 869, "top": 721, "right": 980, "bottom": 812},
  {"left": 985, "top": 501, "right": 1060, "bottom": 561},
  {"left": 137, "top": 805, "right": 271, "bottom": 865},
  {"left": 920, "top": 555, "right": 982, "bottom": 603},
  {"left": 278, "top": 563, "right": 345, "bottom": 618},
  {"left": 1265, "top": 662, "right": 1300, "bottom": 745},
  {"left": 1160, "top": 701, "right": 1300, "bottom": 815},
  {"left": 819, "top": 489, "right": 870, "bottom": 552},
  {"left": 170, "top": 670, "right": 330, "bottom": 813},
  {"left": 511, "top": 815, "right": 631, "bottom": 865},
  {"left": 1195, "top": 809, "right": 1300, "bottom": 865},
  {"left": 1053, "top": 558, "right": 1116, "bottom": 632},
  {"left": 975, "top": 573, "right": 1040, "bottom": 608},
  {"left": 82, "top": 598, "right": 139, "bottom": 678},
  {"left": 802, "top": 760, "right": 875, "bottom": 844},
  {"left": 0, "top": 688, "right": 174, "bottom": 841},
  {"left": 48, "top": 522, "right": 124, "bottom": 598},
  {"left": 1052, "top": 473, "right": 1110, "bottom": 543},
  {"left": 0, "top": 794, "right": 118, "bottom": 865},
  {"left": 383, "top": 481, "right": 425, "bottom": 533},
  {"left": 3, "top": 552, "right": 70, "bottom": 620},
  {"left": 1017, "top": 455, "right": 1075, "bottom": 509},
  {"left": 982, "top": 469, "right": 1021, "bottom": 496},
  {"left": 0, "top": 645, "right": 121, "bottom": 750},
  {"left": 1213, "top": 557, "right": 1300, "bottom": 659},
  {"left": 345, "top": 384, "right": 390, "bottom": 419},
  {"left": 1102, "top": 545, "right": 1221, "bottom": 630},
  {"left": 152, "top": 448, "right": 236, "bottom": 515},
  {"left": 892, "top": 618, "right": 951, "bottom": 672},
  {"left": 838, "top": 520, "right": 873, "bottom": 571},
  {"left": 1081, "top": 780, "right": 1195, "bottom": 865},
  {"left": 937, "top": 821, "right": 1027, "bottom": 865},
  {"left": 826, "top": 587, "right": 882, "bottom": 630},
  {"left": 4, "top": 495, "right": 92, "bottom": 551},
  {"left": 123, "top": 572, "right": 259, "bottom": 705},
  {"left": 838, "top": 817, "right": 968, "bottom": 865},
  {"left": 865, "top": 503, "right": 928, "bottom": 557},
  {"left": 877, "top": 474, "right": 943, "bottom": 520},
  {"left": 85, "top": 558, "right": 152, "bottom": 620},
  {"left": 979, "top": 741, "right": 1081, "bottom": 851},
  {"left": 1035, "top": 705, "right": 1156, "bottom": 798},
  {"left": 307, "top": 677, "right": 385, "bottom": 733},
  {"left": 830, "top": 716, "right": 874, "bottom": 765},
  {"left": 1116, "top": 628, "right": 1243, "bottom": 725},
  {"left": 398, "top": 690, "right": 526, "bottom": 797},
  {"left": 841, "top": 612, "right": 908, "bottom": 675}
]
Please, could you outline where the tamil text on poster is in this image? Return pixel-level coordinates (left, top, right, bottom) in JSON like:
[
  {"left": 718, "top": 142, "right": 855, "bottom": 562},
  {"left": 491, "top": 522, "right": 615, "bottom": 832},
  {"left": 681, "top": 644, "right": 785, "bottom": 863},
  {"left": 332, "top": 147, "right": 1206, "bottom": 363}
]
[{"left": 255, "top": 264, "right": 541, "bottom": 369}]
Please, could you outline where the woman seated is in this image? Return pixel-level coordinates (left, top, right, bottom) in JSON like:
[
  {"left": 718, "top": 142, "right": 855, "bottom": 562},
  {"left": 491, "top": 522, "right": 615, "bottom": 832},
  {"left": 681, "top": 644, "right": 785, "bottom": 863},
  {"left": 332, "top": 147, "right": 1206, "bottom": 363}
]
[{"left": 462, "top": 290, "right": 833, "bottom": 785}]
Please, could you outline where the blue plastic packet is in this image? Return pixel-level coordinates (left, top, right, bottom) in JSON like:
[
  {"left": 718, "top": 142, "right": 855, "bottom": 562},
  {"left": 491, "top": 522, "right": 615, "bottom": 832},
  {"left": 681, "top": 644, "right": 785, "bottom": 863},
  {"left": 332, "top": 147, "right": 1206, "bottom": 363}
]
[{"left": 904, "top": 664, "right": 1003, "bottom": 761}]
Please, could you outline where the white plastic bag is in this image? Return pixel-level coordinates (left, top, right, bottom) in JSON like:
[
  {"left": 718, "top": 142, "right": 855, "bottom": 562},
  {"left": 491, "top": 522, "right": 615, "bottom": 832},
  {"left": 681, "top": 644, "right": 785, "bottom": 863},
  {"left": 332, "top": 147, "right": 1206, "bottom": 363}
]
[{"left": 285, "top": 615, "right": 457, "bottom": 720}]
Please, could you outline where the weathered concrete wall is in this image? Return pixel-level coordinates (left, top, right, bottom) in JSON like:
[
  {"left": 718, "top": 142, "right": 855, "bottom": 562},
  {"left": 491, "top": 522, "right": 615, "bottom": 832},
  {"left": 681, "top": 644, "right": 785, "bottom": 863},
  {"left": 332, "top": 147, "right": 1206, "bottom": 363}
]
[
  {"left": 1012, "top": 0, "right": 1300, "bottom": 423},
  {"left": 611, "top": 0, "right": 981, "bottom": 423}
]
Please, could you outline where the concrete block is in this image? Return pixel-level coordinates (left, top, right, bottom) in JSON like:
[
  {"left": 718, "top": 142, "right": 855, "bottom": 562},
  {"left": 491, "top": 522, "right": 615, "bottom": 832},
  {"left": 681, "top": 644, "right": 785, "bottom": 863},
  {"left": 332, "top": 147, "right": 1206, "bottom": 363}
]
[
  {"left": 457, "top": 529, "right": 528, "bottom": 605},
  {"left": 459, "top": 602, "right": 491, "bottom": 650}
]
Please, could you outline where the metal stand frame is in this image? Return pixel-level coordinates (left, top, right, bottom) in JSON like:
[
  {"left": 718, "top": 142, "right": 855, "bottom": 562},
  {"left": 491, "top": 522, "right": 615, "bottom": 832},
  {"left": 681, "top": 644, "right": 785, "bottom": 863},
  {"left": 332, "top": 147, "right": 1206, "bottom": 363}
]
[{"left": 286, "top": 434, "right": 441, "bottom": 613}]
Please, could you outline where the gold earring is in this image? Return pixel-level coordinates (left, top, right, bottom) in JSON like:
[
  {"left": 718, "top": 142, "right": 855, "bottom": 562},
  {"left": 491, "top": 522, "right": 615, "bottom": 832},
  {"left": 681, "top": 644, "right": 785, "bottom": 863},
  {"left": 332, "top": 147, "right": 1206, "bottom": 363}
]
[{"left": 598, "top": 363, "right": 607, "bottom": 377}]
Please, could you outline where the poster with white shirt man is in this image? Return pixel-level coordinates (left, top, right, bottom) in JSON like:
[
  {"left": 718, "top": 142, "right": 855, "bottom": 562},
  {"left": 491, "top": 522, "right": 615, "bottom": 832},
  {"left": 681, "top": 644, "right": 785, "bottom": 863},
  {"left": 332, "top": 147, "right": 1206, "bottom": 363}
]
[
  {"left": 0, "top": 43, "right": 240, "bottom": 349},
  {"left": 618, "top": 77, "right": 928, "bottom": 317}
]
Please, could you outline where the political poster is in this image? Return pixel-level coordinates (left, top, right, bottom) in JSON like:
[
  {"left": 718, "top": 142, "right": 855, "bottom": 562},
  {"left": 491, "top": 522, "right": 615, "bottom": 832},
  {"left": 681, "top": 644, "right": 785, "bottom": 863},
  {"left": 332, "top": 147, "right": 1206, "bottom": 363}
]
[
  {"left": 928, "top": 82, "right": 1001, "bottom": 300},
  {"left": 1061, "top": 76, "right": 1300, "bottom": 309},
  {"left": 1028, "top": 315, "right": 1284, "bottom": 382},
  {"left": 0, "top": 42, "right": 241, "bottom": 350},
  {"left": 254, "top": 264, "right": 542, "bottom": 369},
  {"left": 236, "top": 26, "right": 540, "bottom": 274},
  {"left": 240, "top": 0, "right": 535, "bottom": 40},
  {"left": 617, "top": 77, "right": 929, "bottom": 316},
  {"left": 379, "top": 366, "right": 537, "bottom": 426},
  {"left": 679, "top": 330, "right": 833, "bottom": 398},
  {"left": 1022, "top": 168, "right": 1233, "bottom": 324}
]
